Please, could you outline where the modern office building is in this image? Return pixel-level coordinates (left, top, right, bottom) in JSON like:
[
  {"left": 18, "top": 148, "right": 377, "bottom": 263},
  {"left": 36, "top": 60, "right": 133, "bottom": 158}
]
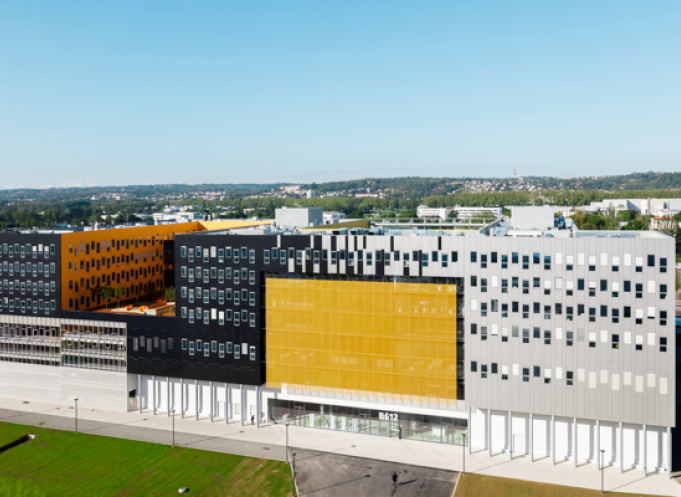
[{"left": 0, "top": 207, "right": 675, "bottom": 477}]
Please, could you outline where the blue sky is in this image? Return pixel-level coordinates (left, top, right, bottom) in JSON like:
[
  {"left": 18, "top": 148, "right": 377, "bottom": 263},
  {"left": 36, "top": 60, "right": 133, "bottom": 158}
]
[{"left": 1, "top": 1, "right": 679, "bottom": 188}]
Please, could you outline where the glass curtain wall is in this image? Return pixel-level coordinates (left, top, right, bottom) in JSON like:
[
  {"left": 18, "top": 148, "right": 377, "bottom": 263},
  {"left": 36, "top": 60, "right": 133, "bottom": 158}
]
[{"left": 269, "top": 398, "right": 467, "bottom": 445}]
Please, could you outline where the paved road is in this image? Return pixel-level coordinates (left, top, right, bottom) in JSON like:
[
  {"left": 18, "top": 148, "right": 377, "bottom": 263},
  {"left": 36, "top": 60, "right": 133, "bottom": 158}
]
[
  {"left": 0, "top": 407, "right": 286, "bottom": 461},
  {"left": 293, "top": 449, "right": 458, "bottom": 497}
]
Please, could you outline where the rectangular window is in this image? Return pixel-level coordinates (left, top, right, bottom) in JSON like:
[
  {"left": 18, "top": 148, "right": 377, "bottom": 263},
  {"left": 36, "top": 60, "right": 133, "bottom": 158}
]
[
  {"left": 471, "top": 361, "right": 477, "bottom": 372},
  {"left": 566, "top": 331, "right": 573, "bottom": 346},
  {"left": 451, "top": 251, "right": 458, "bottom": 262},
  {"left": 544, "top": 330, "right": 551, "bottom": 345},
  {"left": 470, "top": 251, "right": 477, "bottom": 263},
  {"left": 480, "top": 254, "right": 487, "bottom": 268},
  {"left": 481, "top": 326, "right": 487, "bottom": 341},
  {"left": 471, "top": 323, "right": 477, "bottom": 335},
  {"left": 441, "top": 253, "right": 447, "bottom": 268},
  {"left": 264, "top": 250, "right": 270, "bottom": 264},
  {"left": 660, "top": 257, "right": 667, "bottom": 273},
  {"left": 234, "top": 344, "right": 241, "bottom": 359},
  {"left": 612, "top": 334, "right": 620, "bottom": 349},
  {"left": 501, "top": 254, "right": 508, "bottom": 269},
  {"left": 470, "top": 275, "right": 477, "bottom": 287},
  {"left": 647, "top": 255, "right": 655, "bottom": 267},
  {"left": 523, "top": 368, "right": 529, "bottom": 382},
  {"left": 249, "top": 346, "right": 256, "bottom": 361},
  {"left": 567, "top": 371, "right": 574, "bottom": 386}
]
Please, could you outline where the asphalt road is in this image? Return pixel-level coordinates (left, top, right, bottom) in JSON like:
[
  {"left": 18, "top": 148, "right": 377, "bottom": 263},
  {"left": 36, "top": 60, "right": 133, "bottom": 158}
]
[{"left": 292, "top": 449, "right": 458, "bottom": 497}]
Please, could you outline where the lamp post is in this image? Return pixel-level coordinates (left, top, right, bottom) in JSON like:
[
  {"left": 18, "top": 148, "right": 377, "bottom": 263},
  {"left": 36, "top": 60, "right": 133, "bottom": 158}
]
[
  {"left": 462, "top": 432, "right": 467, "bottom": 475},
  {"left": 600, "top": 449, "right": 605, "bottom": 493},
  {"left": 74, "top": 398, "right": 79, "bottom": 434},
  {"left": 292, "top": 452, "right": 297, "bottom": 497},
  {"left": 172, "top": 409, "right": 175, "bottom": 448},
  {"left": 285, "top": 423, "right": 290, "bottom": 463}
]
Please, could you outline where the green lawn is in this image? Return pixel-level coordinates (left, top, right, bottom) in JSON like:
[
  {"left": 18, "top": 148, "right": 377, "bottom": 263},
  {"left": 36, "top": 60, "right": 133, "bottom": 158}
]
[
  {"left": 0, "top": 421, "right": 293, "bottom": 497},
  {"left": 455, "top": 473, "right": 669, "bottom": 497},
  {"left": 0, "top": 421, "right": 34, "bottom": 447}
]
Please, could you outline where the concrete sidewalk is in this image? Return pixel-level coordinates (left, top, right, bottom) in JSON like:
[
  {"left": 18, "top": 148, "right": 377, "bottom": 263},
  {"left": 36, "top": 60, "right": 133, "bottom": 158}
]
[{"left": 1, "top": 396, "right": 679, "bottom": 496}]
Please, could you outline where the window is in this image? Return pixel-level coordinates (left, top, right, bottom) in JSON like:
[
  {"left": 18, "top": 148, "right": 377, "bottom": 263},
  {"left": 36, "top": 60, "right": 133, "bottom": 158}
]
[
  {"left": 647, "top": 255, "right": 655, "bottom": 267},
  {"left": 660, "top": 257, "right": 667, "bottom": 273},
  {"left": 600, "top": 279, "right": 607, "bottom": 291},
  {"left": 523, "top": 368, "right": 529, "bottom": 382},
  {"left": 533, "top": 327, "right": 540, "bottom": 339},
  {"left": 566, "top": 331, "right": 573, "bottom": 346},
  {"left": 612, "top": 308, "right": 619, "bottom": 323},
  {"left": 481, "top": 326, "right": 487, "bottom": 341},
  {"left": 512, "top": 277, "right": 518, "bottom": 288},
  {"left": 226, "top": 342, "right": 233, "bottom": 353},
  {"left": 636, "top": 283, "right": 642, "bottom": 299},
  {"left": 533, "top": 302, "right": 540, "bottom": 314},
  {"left": 196, "top": 339, "right": 202, "bottom": 352},
  {"left": 522, "top": 329, "right": 529, "bottom": 344},
  {"left": 566, "top": 371, "right": 574, "bottom": 386},
  {"left": 470, "top": 275, "right": 477, "bottom": 287},
  {"left": 420, "top": 252, "right": 426, "bottom": 267},
  {"left": 624, "top": 306, "right": 631, "bottom": 318},
  {"left": 522, "top": 255, "right": 529, "bottom": 269},
  {"left": 544, "top": 255, "right": 551, "bottom": 270},
  {"left": 182, "top": 339, "right": 188, "bottom": 350},
  {"left": 501, "top": 303, "right": 508, "bottom": 318},
  {"left": 481, "top": 278, "right": 487, "bottom": 292},
  {"left": 481, "top": 303, "right": 487, "bottom": 317},
  {"left": 522, "top": 304, "right": 529, "bottom": 319},
  {"left": 578, "top": 279, "right": 584, "bottom": 291},
  {"left": 544, "top": 330, "right": 551, "bottom": 345},
  {"left": 544, "top": 305, "right": 551, "bottom": 320},
  {"left": 471, "top": 361, "right": 477, "bottom": 372},
  {"left": 533, "top": 277, "right": 540, "bottom": 288},
  {"left": 589, "top": 307, "right": 596, "bottom": 322},
  {"left": 219, "top": 343, "right": 225, "bottom": 358},
  {"left": 555, "top": 303, "right": 562, "bottom": 315},
  {"left": 470, "top": 323, "right": 477, "bottom": 335},
  {"left": 491, "top": 363, "right": 498, "bottom": 374},
  {"left": 264, "top": 250, "right": 270, "bottom": 264},
  {"left": 612, "top": 334, "right": 619, "bottom": 349},
  {"left": 522, "top": 280, "right": 529, "bottom": 294},
  {"left": 431, "top": 251, "right": 438, "bottom": 263},
  {"left": 660, "top": 284, "right": 667, "bottom": 300},
  {"left": 660, "top": 337, "right": 667, "bottom": 352},
  {"left": 501, "top": 254, "right": 507, "bottom": 268},
  {"left": 600, "top": 305, "right": 608, "bottom": 318},
  {"left": 470, "top": 251, "right": 477, "bottom": 263},
  {"left": 533, "top": 366, "right": 540, "bottom": 378},
  {"left": 480, "top": 254, "right": 487, "bottom": 268},
  {"left": 234, "top": 344, "right": 241, "bottom": 359},
  {"left": 481, "top": 364, "right": 488, "bottom": 378},
  {"left": 660, "top": 310, "right": 668, "bottom": 326}
]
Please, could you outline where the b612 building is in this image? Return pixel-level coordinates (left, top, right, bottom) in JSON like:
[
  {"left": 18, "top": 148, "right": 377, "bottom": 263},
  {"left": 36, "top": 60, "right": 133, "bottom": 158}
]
[{"left": 0, "top": 207, "right": 675, "bottom": 477}]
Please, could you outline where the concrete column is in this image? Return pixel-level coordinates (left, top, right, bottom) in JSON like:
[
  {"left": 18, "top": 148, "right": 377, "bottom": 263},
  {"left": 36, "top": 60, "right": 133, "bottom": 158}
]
[
  {"left": 167, "top": 377, "right": 170, "bottom": 417},
  {"left": 256, "top": 385, "right": 260, "bottom": 429},
  {"left": 225, "top": 383, "right": 229, "bottom": 424},
  {"left": 668, "top": 426, "right": 672, "bottom": 479},
  {"left": 596, "top": 420, "right": 600, "bottom": 470},
  {"left": 508, "top": 411, "right": 512, "bottom": 460},
  {"left": 138, "top": 374, "right": 142, "bottom": 414},
  {"left": 619, "top": 421, "right": 624, "bottom": 473},
  {"left": 487, "top": 409, "right": 492, "bottom": 458},
  {"left": 195, "top": 380, "right": 199, "bottom": 421},
  {"left": 152, "top": 375, "right": 156, "bottom": 415},
  {"left": 240, "top": 384, "right": 244, "bottom": 427},
  {"left": 467, "top": 407, "right": 472, "bottom": 455},
  {"left": 530, "top": 413, "right": 534, "bottom": 462},
  {"left": 551, "top": 415, "right": 555, "bottom": 465},
  {"left": 643, "top": 424, "right": 647, "bottom": 477},
  {"left": 180, "top": 378, "right": 184, "bottom": 419},
  {"left": 573, "top": 417, "right": 578, "bottom": 468},
  {"left": 209, "top": 381, "right": 214, "bottom": 423}
]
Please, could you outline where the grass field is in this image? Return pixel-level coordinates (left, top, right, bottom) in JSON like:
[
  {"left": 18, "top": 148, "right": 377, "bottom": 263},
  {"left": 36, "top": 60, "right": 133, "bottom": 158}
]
[
  {"left": 455, "top": 473, "right": 669, "bottom": 497},
  {"left": 0, "top": 421, "right": 293, "bottom": 497}
]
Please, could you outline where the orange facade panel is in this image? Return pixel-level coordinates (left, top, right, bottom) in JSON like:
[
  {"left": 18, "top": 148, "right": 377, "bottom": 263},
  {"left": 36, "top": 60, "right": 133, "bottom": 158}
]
[
  {"left": 266, "top": 279, "right": 458, "bottom": 405},
  {"left": 60, "top": 222, "right": 200, "bottom": 311}
]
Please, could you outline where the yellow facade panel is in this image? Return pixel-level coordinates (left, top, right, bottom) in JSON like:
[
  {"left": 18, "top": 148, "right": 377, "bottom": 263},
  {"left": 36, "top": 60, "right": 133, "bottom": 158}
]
[{"left": 265, "top": 278, "right": 458, "bottom": 403}]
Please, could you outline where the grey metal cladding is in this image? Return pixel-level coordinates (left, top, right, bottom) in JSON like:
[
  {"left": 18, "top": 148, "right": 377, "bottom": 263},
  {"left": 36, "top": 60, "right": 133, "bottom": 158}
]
[{"left": 462, "top": 234, "right": 675, "bottom": 428}]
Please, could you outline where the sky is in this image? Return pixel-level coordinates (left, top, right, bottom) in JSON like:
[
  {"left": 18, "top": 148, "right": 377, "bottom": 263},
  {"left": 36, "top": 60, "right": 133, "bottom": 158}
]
[{"left": 0, "top": 1, "right": 680, "bottom": 189}]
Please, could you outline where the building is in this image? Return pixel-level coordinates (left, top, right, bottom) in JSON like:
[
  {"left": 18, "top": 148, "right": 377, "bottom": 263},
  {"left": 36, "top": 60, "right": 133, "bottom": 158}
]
[
  {"left": 416, "top": 205, "right": 503, "bottom": 221},
  {"left": 0, "top": 208, "right": 675, "bottom": 478},
  {"left": 322, "top": 212, "right": 346, "bottom": 225},
  {"left": 275, "top": 207, "right": 323, "bottom": 228}
]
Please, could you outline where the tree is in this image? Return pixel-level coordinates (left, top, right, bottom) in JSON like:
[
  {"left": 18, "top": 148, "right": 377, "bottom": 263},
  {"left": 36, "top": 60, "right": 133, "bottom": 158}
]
[
  {"left": 163, "top": 286, "right": 175, "bottom": 302},
  {"left": 100, "top": 285, "right": 115, "bottom": 309},
  {"left": 113, "top": 286, "right": 126, "bottom": 307},
  {"left": 447, "top": 210, "right": 459, "bottom": 220}
]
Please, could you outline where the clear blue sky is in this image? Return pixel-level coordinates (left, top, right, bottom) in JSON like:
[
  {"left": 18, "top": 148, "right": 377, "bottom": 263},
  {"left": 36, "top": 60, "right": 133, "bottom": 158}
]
[{"left": 1, "top": 1, "right": 679, "bottom": 188}]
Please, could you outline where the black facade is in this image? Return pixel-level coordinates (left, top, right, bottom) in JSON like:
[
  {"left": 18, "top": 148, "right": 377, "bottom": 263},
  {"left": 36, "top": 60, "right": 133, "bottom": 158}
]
[{"left": 0, "top": 233, "right": 62, "bottom": 317}]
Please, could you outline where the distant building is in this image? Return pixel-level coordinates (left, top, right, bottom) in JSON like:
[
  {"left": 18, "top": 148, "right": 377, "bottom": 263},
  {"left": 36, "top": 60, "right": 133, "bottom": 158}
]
[{"left": 323, "top": 212, "right": 346, "bottom": 225}]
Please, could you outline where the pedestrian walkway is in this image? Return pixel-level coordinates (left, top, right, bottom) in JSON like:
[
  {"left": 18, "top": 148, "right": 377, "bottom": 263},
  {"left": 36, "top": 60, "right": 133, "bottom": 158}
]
[{"left": 0, "top": 397, "right": 678, "bottom": 496}]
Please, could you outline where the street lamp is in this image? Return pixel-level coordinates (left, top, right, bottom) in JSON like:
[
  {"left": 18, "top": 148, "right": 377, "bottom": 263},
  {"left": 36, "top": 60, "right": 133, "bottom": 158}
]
[
  {"left": 285, "top": 423, "right": 290, "bottom": 462},
  {"left": 292, "top": 452, "right": 297, "bottom": 497},
  {"left": 74, "top": 398, "right": 79, "bottom": 434},
  {"left": 462, "top": 432, "right": 467, "bottom": 475},
  {"left": 600, "top": 449, "right": 605, "bottom": 493},
  {"left": 172, "top": 409, "right": 175, "bottom": 448}
]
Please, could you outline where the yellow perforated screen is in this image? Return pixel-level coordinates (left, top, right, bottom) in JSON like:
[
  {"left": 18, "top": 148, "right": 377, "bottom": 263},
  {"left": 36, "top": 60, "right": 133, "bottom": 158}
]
[{"left": 266, "top": 278, "right": 458, "bottom": 404}]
